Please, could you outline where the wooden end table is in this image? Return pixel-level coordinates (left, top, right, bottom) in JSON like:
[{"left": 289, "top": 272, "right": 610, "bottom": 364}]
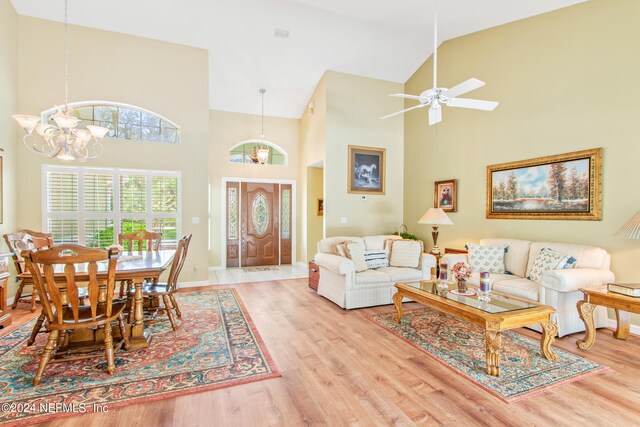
[
  {"left": 393, "top": 280, "right": 559, "bottom": 377},
  {"left": 576, "top": 287, "right": 640, "bottom": 350}
]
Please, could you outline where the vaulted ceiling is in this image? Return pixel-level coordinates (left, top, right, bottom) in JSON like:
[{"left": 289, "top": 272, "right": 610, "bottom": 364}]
[{"left": 11, "top": 0, "right": 585, "bottom": 118}]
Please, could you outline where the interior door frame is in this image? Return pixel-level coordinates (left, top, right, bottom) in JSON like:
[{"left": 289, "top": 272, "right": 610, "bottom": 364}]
[{"left": 221, "top": 177, "right": 296, "bottom": 268}]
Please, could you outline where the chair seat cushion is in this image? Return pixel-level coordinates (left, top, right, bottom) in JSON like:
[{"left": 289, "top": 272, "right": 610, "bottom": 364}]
[
  {"left": 60, "top": 301, "right": 127, "bottom": 323},
  {"left": 376, "top": 267, "right": 422, "bottom": 282},
  {"left": 492, "top": 278, "right": 539, "bottom": 301},
  {"left": 355, "top": 270, "right": 391, "bottom": 284}
]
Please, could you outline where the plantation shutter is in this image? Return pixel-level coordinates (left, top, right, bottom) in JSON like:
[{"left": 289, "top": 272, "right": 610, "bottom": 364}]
[{"left": 46, "top": 170, "right": 79, "bottom": 244}]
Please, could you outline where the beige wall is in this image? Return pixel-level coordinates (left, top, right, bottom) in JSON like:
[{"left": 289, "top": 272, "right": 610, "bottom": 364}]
[
  {"left": 325, "top": 71, "right": 404, "bottom": 237},
  {"left": 208, "top": 110, "right": 301, "bottom": 266},
  {"left": 16, "top": 17, "right": 210, "bottom": 282},
  {"left": 0, "top": 1, "right": 19, "bottom": 296},
  {"left": 306, "top": 167, "right": 323, "bottom": 258},
  {"left": 299, "top": 75, "right": 327, "bottom": 261},
  {"left": 404, "top": 0, "right": 640, "bottom": 307}
]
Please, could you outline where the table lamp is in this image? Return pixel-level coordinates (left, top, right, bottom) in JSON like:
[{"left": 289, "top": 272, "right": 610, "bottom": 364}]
[
  {"left": 614, "top": 211, "right": 640, "bottom": 239},
  {"left": 418, "top": 208, "right": 453, "bottom": 255}
]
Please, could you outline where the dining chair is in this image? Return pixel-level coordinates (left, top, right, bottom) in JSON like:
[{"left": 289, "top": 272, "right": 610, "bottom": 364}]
[
  {"left": 4, "top": 230, "right": 55, "bottom": 312},
  {"left": 24, "top": 245, "right": 129, "bottom": 386},
  {"left": 117, "top": 230, "right": 163, "bottom": 297},
  {"left": 131, "top": 234, "right": 191, "bottom": 331}
]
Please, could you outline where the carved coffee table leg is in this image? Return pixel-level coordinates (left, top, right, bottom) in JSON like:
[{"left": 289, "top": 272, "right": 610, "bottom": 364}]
[
  {"left": 576, "top": 300, "right": 596, "bottom": 350},
  {"left": 392, "top": 292, "right": 403, "bottom": 324},
  {"left": 614, "top": 309, "right": 630, "bottom": 340},
  {"left": 540, "top": 320, "right": 559, "bottom": 361},
  {"left": 485, "top": 329, "right": 501, "bottom": 376}
]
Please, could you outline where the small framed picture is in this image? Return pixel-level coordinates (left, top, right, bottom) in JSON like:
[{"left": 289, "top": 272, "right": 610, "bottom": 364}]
[
  {"left": 348, "top": 145, "right": 386, "bottom": 195},
  {"left": 434, "top": 179, "right": 457, "bottom": 212},
  {"left": 317, "top": 198, "right": 324, "bottom": 216}
]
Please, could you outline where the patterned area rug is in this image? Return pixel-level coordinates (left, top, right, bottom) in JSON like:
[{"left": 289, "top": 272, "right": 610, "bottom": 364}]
[
  {"left": 0, "top": 289, "right": 279, "bottom": 426},
  {"left": 368, "top": 308, "right": 607, "bottom": 403},
  {"left": 242, "top": 266, "right": 281, "bottom": 273}
]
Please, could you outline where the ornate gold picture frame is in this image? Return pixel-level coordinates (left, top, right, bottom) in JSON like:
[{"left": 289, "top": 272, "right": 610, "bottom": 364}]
[
  {"left": 486, "top": 148, "right": 602, "bottom": 220},
  {"left": 348, "top": 145, "right": 386, "bottom": 195}
]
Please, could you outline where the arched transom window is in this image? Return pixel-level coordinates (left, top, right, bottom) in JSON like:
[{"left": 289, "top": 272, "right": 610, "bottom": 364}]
[
  {"left": 228, "top": 140, "right": 287, "bottom": 165},
  {"left": 41, "top": 101, "right": 181, "bottom": 144}
]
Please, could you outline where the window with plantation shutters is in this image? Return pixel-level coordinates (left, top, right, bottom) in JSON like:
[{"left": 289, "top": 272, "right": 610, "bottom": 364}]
[{"left": 43, "top": 166, "right": 180, "bottom": 248}]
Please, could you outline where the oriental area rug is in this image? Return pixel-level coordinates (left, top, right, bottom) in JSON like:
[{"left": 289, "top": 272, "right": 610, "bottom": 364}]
[
  {"left": 368, "top": 308, "right": 607, "bottom": 403},
  {"left": 0, "top": 289, "right": 279, "bottom": 426}
]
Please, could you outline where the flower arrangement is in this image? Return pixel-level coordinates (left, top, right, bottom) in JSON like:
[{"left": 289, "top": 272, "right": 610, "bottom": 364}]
[{"left": 452, "top": 262, "right": 473, "bottom": 281}]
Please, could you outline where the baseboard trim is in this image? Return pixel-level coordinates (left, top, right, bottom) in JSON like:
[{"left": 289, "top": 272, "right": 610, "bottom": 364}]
[
  {"left": 177, "top": 280, "right": 211, "bottom": 289},
  {"left": 607, "top": 318, "right": 640, "bottom": 336}
]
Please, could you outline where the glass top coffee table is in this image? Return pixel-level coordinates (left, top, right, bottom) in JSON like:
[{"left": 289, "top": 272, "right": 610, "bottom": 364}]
[{"left": 393, "top": 280, "right": 559, "bottom": 377}]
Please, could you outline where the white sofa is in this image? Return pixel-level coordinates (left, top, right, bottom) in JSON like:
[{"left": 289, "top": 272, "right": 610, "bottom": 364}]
[
  {"left": 314, "top": 235, "right": 437, "bottom": 309},
  {"left": 442, "top": 238, "right": 614, "bottom": 337}
]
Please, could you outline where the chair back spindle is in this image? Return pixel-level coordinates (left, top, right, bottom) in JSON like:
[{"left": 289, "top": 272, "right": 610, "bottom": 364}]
[
  {"left": 165, "top": 234, "right": 192, "bottom": 293},
  {"left": 118, "top": 230, "right": 162, "bottom": 253}
]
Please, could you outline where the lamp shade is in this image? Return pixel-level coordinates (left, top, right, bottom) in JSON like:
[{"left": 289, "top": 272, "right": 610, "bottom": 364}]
[
  {"left": 418, "top": 208, "right": 453, "bottom": 225},
  {"left": 614, "top": 211, "right": 640, "bottom": 239}
]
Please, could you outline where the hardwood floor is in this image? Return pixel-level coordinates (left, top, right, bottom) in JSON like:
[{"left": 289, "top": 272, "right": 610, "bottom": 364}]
[{"left": 4, "top": 279, "right": 640, "bottom": 426}]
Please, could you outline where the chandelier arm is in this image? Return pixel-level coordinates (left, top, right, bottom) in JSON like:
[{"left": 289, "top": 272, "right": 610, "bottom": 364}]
[{"left": 22, "top": 134, "right": 46, "bottom": 155}]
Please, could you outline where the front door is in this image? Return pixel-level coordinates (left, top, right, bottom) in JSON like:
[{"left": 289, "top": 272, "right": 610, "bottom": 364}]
[{"left": 241, "top": 182, "right": 280, "bottom": 266}]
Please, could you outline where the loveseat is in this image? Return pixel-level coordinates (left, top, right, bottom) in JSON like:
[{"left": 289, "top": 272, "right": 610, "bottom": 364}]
[
  {"left": 442, "top": 238, "right": 613, "bottom": 337},
  {"left": 314, "top": 235, "right": 437, "bottom": 309}
]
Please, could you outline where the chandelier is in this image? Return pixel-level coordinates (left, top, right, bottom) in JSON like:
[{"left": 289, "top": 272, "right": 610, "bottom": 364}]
[
  {"left": 12, "top": 0, "right": 108, "bottom": 161},
  {"left": 256, "top": 88, "right": 269, "bottom": 165}
]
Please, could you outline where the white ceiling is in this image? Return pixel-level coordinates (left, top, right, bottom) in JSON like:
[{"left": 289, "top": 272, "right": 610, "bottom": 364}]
[{"left": 11, "top": 0, "right": 585, "bottom": 118}]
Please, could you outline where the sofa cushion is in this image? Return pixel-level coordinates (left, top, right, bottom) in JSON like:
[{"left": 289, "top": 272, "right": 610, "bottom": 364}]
[
  {"left": 389, "top": 240, "right": 423, "bottom": 268},
  {"left": 467, "top": 243, "right": 507, "bottom": 273},
  {"left": 480, "top": 238, "right": 531, "bottom": 277},
  {"left": 493, "top": 278, "right": 539, "bottom": 302},
  {"left": 528, "top": 248, "right": 576, "bottom": 282},
  {"left": 376, "top": 266, "right": 422, "bottom": 282},
  {"left": 364, "top": 250, "right": 389, "bottom": 269},
  {"left": 318, "top": 236, "right": 364, "bottom": 254},
  {"left": 345, "top": 242, "right": 368, "bottom": 272},
  {"left": 364, "top": 235, "right": 401, "bottom": 251},
  {"left": 465, "top": 272, "right": 516, "bottom": 287},
  {"left": 527, "top": 242, "right": 610, "bottom": 275},
  {"left": 355, "top": 269, "right": 391, "bottom": 284}
]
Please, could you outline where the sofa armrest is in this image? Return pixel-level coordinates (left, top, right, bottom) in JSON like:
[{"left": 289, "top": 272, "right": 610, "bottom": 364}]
[
  {"left": 539, "top": 268, "right": 615, "bottom": 293},
  {"left": 420, "top": 253, "right": 437, "bottom": 277},
  {"left": 314, "top": 253, "right": 355, "bottom": 275}
]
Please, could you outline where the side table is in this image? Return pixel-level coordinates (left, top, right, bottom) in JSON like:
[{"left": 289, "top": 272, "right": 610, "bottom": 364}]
[
  {"left": 576, "top": 287, "right": 640, "bottom": 350},
  {"left": 0, "top": 253, "right": 12, "bottom": 328},
  {"left": 308, "top": 260, "right": 319, "bottom": 291}
]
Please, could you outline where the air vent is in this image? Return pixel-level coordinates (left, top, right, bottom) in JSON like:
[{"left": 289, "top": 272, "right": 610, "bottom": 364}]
[{"left": 274, "top": 29, "right": 290, "bottom": 39}]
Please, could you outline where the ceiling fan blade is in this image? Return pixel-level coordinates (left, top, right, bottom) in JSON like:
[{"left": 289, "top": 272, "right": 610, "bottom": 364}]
[
  {"left": 447, "top": 97, "right": 499, "bottom": 111},
  {"left": 381, "top": 103, "right": 427, "bottom": 119},
  {"left": 389, "top": 93, "right": 423, "bottom": 101},
  {"left": 444, "top": 78, "right": 485, "bottom": 99},
  {"left": 428, "top": 106, "right": 442, "bottom": 126}
]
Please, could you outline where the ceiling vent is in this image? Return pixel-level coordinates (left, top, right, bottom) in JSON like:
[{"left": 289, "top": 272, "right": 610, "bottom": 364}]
[{"left": 274, "top": 29, "right": 290, "bottom": 39}]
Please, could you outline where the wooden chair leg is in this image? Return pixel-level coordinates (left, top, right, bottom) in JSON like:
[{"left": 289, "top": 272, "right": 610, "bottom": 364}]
[
  {"left": 117, "top": 313, "right": 130, "bottom": 350},
  {"left": 119, "top": 280, "right": 127, "bottom": 298},
  {"left": 162, "top": 295, "right": 178, "bottom": 331},
  {"left": 103, "top": 325, "right": 115, "bottom": 374},
  {"left": 169, "top": 294, "right": 182, "bottom": 319},
  {"left": 31, "top": 287, "right": 38, "bottom": 312},
  {"left": 12, "top": 281, "right": 26, "bottom": 309},
  {"left": 33, "top": 330, "right": 58, "bottom": 386},
  {"left": 27, "top": 312, "right": 46, "bottom": 346}
]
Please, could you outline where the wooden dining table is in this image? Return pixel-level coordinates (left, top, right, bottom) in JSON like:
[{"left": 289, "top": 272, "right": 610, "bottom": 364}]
[{"left": 19, "top": 249, "right": 176, "bottom": 350}]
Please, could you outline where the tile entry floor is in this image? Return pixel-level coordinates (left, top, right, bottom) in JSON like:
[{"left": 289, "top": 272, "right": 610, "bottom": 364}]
[{"left": 208, "top": 263, "right": 309, "bottom": 284}]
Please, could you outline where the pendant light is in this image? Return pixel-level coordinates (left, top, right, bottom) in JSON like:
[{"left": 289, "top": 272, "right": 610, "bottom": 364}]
[{"left": 256, "top": 88, "right": 270, "bottom": 165}]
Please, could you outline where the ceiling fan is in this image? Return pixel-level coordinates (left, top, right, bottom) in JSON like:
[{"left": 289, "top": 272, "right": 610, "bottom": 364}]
[{"left": 382, "top": 2, "right": 499, "bottom": 125}]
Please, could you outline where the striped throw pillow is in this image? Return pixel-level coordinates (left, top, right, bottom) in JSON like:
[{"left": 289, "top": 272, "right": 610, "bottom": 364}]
[{"left": 364, "top": 250, "right": 389, "bottom": 269}]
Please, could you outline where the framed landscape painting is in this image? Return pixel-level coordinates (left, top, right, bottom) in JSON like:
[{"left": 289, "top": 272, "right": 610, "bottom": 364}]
[
  {"left": 434, "top": 179, "right": 456, "bottom": 212},
  {"left": 486, "top": 148, "right": 602, "bottom": 220},
  {"left": 348, "top": 145, "right": 386, "bottom": 195}
]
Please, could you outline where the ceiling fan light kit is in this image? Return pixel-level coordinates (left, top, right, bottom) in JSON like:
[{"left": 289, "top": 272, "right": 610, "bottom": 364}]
[{"left": 382, "top": 1, "right": 499, "bottom": 125}]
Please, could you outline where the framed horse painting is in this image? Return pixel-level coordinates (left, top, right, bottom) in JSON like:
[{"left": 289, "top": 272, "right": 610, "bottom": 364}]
[{"left": 348, "top": 145, "right": 386, "bottom": 195}]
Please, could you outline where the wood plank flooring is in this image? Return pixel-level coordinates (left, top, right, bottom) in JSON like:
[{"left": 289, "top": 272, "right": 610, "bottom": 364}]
[{"left": 4, "top": 279, "right": 640, "bottom": 426}]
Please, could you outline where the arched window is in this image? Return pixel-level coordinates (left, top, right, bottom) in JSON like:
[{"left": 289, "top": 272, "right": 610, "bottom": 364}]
[
  {"left": 41, "top": 101, "right": 181, "bottom": 144},
  {"left": 228, "top": 140, "right": 288, "bottom": 165}
]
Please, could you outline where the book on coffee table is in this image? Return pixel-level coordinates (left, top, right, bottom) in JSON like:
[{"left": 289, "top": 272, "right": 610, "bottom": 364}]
[{"left": 607, "top": 283, "right": 640, "bottom": 297}]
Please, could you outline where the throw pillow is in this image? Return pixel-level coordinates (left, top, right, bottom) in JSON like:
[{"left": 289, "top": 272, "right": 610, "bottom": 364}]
[
  {"left": 389, "top": 239, "right": 423, "bottom": 269},
  {"left": 345, "top": 242, "right": 368, "bottom": 272},
  {"left": 528, "top": 248, "right": 576, "bottom": 283},
  {"left": 364, "top": 250, "right": 389, "bottom": 269},
  {"left": 467, "top": 243, "right": 507, "bottom": 274},
  {"left": 334, "top": 241, "right": 353, "bottom": 258}
]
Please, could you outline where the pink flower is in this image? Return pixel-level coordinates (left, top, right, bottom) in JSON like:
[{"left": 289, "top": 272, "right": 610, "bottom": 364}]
[{"left": 452, "top": 262, "right": 473, "bottom": 280}]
